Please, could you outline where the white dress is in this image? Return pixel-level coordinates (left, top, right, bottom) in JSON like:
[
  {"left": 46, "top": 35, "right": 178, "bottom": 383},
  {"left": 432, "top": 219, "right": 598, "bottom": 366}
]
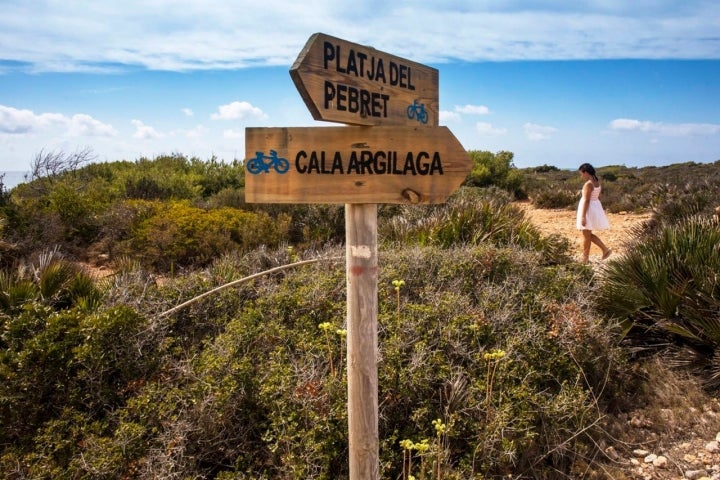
[{"left": 576, "top": 184, "right": 610, "bottom": 230}]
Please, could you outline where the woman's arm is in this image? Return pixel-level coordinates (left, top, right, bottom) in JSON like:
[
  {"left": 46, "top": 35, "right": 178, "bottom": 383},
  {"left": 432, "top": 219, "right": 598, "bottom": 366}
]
[{"left": 580, "top": 181, "right": 592, "bottom": 226}]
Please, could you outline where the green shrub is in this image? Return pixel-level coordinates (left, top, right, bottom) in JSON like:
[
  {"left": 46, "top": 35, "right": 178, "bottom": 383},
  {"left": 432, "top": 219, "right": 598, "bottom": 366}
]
[
  {"left": 0, "top": 248, "right": 100, "bottom": 314},
  {"left": 465, "top": 150, "right": 524, "bottom": 197},
  {"left": 121, "top": 200, "right": 290, "bottom": 271},
  {"left": 12, "top": 157, "right": 720, "bottom": 478},
  {"left": 0, "top": 303, "right": 157, "bottom": 477},
  {"left": 596, "top": 216, "right": 720, "bottom": 388},
  {"left": 0, "top": 221, "right": 630, "bottom": 479},
  {"left": 205, "top": 187, "right": 247, "bottom": 209},
  {"left": 8, "top": 177, "right": 111, "bottom": 253},
  {"left": 534, "top": 164, "right": 560, "bottom": 173},
  {"left": 531, "top": 185, "right": 578, "bottom": 209},
  {"left": 520, "top": 161, "right": 720, "bottom": 214},
  {"left": 193, "top": 157, "right": 245, "bottom": 196},
  {"left": 377, "top": 246, "right": 622, "bottom": 477},
  {"left": 0, "top": 305, "right": 85, "bottom": 447},
  {"left": 292, "top": 204, "right": 345, "bottom": 247},
  {"left": 109, "top": 244, "right": 617, "bottom": 478},
  {"left": 380, "top": 188, "right": 572, "bottom": 265},
  {"left": 643, "top": 182, "right": 720, "bottom": 233},
  {"left": 242, "top": 203, "right": 346, "bottom": 247}
]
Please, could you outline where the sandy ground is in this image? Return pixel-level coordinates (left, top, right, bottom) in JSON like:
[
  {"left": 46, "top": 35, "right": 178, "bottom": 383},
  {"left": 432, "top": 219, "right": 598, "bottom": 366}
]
[{"left": 515, "top": 202, "right": 653, "bottom": 262}]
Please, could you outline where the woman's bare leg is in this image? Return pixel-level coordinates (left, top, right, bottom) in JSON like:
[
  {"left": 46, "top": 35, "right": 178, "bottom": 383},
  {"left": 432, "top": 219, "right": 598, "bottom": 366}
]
[
  {"left": 582, "top": 229, "right": 611, "bottom": 261},
  {"left": 581, "top": 230, "right": 592, "bottom": 262},
  {"left": 591, "top": 233, "right": 611, "bottom": 258}
]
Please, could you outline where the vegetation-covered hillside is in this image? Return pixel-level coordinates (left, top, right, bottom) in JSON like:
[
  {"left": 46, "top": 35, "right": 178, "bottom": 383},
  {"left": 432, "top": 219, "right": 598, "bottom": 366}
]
[{"left": 1, "top": 151, "right": 720, "bottom": 478}]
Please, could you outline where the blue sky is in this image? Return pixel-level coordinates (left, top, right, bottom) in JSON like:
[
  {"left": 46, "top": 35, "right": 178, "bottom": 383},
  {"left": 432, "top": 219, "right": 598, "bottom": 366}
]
[{"left": 1, "top": 0, "right": 719, "bottom": 174}]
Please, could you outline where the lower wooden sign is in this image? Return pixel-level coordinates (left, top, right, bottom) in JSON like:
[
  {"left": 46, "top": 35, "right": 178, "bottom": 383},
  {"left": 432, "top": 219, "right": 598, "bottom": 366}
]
[{"left": 244, "top": 126, "right": 471, "bottom": 204}]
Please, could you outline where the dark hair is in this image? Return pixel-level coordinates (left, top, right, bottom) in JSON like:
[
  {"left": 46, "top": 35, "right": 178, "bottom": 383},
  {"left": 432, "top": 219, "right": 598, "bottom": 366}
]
[{"left": 578, "top": 163, "right": 599, "bottom": 182}]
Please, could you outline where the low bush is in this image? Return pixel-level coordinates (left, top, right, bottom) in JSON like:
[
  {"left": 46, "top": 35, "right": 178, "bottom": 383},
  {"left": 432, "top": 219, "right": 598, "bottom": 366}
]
[
  {"left": 1, "top": 233, "right": 634, "bottom": 478},
  {"left": 380, "top": 187, "right": 572, "bottom": 265},
  {"left": 521, "top": 161, "right": 720, "bottom": 214},
  {"left": 530, "top": 186, "right": 577, "bottom": 209},
  {"left": 4, "top": 154, "right": 720, "bottom": 478},
  {"left": 116, "top": 200, "right": 291, "bottom": 271},
  {"left": 465, "top": 150, "right": 526, "bottom": 198},
  {"left": 596, "top": 215, "right": 720, "bottom": 388}
]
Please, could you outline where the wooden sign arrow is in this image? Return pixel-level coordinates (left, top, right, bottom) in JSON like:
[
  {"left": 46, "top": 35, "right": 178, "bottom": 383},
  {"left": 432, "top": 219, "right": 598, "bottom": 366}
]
[
  {"left": 290, "top": 33, "right": 439, "bottom": 127},
  {"left": 244, "top": 126, "right": 471, "bottom": 204}
]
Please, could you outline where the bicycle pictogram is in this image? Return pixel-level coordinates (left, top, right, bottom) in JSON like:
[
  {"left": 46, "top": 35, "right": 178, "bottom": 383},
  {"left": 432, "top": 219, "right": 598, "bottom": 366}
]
[
  {"left": 406, "top": 99, "right": 429, "bottom": 124},
  {"left": 246, "top": 150, "right": 290, "bottom": 174}
]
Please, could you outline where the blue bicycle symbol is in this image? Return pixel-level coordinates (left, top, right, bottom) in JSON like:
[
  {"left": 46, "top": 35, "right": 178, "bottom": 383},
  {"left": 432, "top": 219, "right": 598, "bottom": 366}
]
[
  {"left": 246, "top": 150, "right": 290, "bottom": 174},
  {"left": 407, "top": 99, "right": 429, "bottom": 124}
]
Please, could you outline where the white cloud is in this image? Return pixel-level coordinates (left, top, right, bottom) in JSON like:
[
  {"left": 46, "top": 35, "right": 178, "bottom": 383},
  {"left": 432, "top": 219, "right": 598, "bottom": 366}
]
[
  {"left": 440, "top": 110, "right": 461, "bottom": 123},
  {"left": 441, "top": 104, "right": 491, "bottom": 124},
  {"left": 609, "top": 118, "right": 720, "bottom": 136},
  {"left": 0, "top": 105, "right": 115, "bottom": 137},
  {"left": 524, "top": 122, "right": 557, "bottom": 141},
  {"left": 455, "top": 104, "right": 491, "bottom": 115},
  {"left": 0, "top": 105, "right": 65, "bottom": 134},
  {"left": 183, "top": 125, "right": 209, "bottom": 139},
  {"left": 181, "top": 108, "right": 194, "bottom": 117},
  {"left": 211, "top": 101, "right": 267, "bottom": 121},
  {"left": 0, "top": 1, "right": 717, "bottom": 74},
  {"left": 223, "top": 129, "right": 243, "bottom": 139},
  {"left": 476, "top": 122, "right": 507, "bottom": 136},
  {"left": 68, "top": 114, "right": 117, "bottom": 137},
  {"left": 131, "top": 119, "right": 161, "bottom": 139}
]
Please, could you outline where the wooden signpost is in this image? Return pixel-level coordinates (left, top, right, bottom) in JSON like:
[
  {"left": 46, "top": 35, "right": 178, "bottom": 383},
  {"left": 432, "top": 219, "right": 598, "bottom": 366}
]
[
  {"left": 244, "top": 125, "right": 469, "bottom": 204},
  {"left": 245, "top": 33, "right": 472, "bottom": 480},
  {"left": 290, "top": 32, "right": 439, "bottom": 127}
]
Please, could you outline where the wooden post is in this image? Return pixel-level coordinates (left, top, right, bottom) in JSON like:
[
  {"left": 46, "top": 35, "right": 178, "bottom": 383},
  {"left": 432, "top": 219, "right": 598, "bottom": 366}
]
[
  {"left": 345, "top": 203, "right": 379, "bottom": 480},
  {"left": 247, "top": 33, "right": 471, "bottom": 479}
]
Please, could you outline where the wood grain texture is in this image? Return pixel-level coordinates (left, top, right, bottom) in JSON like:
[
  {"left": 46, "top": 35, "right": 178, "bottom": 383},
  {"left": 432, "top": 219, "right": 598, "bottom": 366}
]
[
  {"left": 244, "top": 126, "right": 471, "bottom": 204},
  {"left": 345, "top": 203, "right": 379, "bottom": 480},
  {"left": 291, "top": 32, "right": 439, "bottom": 126}
]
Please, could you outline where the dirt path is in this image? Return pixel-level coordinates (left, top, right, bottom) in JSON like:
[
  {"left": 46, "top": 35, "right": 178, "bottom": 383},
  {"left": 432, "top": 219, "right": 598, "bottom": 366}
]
[{"left": 515, "top": 202, "right": 652, "bottom": 262}]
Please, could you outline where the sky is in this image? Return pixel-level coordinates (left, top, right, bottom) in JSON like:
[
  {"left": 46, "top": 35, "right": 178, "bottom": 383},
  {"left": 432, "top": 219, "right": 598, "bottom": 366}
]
[{"left": 1, "top": 0, "right": 719, "bottom": 176}]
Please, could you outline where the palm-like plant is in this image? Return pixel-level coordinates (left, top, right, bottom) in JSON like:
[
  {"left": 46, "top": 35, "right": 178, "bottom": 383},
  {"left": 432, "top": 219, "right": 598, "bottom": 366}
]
[
  {"left": 0, "top": 247, "right": 100, "bottom": 314},
  {"left": 0, "top": 271, "right": 38, "bottom": 313},
  {"left": 596, "top": 215, "right": 720, "bottom": 388}
]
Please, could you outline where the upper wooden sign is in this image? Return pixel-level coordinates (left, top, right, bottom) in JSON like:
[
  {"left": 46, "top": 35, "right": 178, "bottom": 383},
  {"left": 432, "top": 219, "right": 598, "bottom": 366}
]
[
  {"left": 290, "top": 33, "right": 439, "bottom": 127},
  {"left": 244, "top": 126, "right": 471, "bottom": 204}
]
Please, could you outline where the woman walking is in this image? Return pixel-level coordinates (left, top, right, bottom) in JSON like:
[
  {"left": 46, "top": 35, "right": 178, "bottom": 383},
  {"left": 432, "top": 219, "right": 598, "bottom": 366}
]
[{"left": 576, "top": 163, "right": 612, "bottom": 263}]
